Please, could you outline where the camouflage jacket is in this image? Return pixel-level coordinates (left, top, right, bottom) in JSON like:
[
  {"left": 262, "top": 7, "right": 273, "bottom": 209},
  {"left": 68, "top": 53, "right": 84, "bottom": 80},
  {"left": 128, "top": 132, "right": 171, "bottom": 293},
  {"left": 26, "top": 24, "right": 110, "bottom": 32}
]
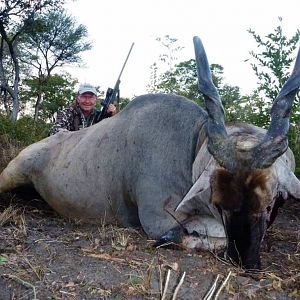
[{"left": 49, "top": 104, "right": 111, "bottom": 136}]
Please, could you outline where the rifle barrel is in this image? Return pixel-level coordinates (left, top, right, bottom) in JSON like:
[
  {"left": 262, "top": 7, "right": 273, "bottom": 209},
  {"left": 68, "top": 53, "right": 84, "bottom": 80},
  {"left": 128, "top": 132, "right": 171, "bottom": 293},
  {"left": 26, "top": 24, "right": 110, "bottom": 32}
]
[
  {"left": 98, "top": 42, "right": 134, "bottom": 121},
  {"left": 116, "top": 42, "right": 135, "bottom": 83}
]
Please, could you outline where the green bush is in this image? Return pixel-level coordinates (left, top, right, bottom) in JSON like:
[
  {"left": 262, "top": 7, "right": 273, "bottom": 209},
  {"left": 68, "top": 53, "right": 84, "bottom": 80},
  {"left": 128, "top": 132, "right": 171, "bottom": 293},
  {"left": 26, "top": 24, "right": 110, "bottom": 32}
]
[
  {"left": 0, "top": 115, "right": 50, "bottom": 145},
  {"left": 288, "top": 125, "right": 300, "bottom": 177},
  {"left": 0, "top": 115, "right": 50, "bottom": 170}
]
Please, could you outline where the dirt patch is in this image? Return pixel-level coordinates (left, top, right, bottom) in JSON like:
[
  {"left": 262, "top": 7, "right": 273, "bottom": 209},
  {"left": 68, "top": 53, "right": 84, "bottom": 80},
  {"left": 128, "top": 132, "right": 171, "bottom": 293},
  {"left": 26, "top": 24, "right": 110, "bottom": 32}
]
[{"left": 0, "top": 192, "right": 299, "bottom": 299}]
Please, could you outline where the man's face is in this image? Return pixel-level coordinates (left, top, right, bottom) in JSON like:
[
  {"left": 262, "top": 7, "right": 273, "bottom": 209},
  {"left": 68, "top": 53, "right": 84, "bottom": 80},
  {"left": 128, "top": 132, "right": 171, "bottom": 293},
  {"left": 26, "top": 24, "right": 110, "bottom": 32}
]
[{"left": 77, "top": 92, "right": 97, "bottom": 114}]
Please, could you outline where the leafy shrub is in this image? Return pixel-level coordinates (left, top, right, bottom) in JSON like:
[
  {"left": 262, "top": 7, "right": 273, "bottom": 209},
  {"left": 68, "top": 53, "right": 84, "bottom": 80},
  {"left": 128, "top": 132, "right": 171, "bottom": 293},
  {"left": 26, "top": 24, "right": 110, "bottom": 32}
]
[
  {"left": 0, "top": 115, "right": 50, "bottom": 144},
  {"left": 288, "top": 125, "right": 300, "bottom": 177},
  {"left": 0, "top": 115, "right": 50, "bottom": 170}
]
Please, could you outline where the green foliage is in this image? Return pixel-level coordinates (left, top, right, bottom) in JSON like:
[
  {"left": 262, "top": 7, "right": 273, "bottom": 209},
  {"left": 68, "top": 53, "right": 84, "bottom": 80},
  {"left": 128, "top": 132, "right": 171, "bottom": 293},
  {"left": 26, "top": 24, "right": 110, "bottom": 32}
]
[
  {"left": 248, "top": 17, "right": 300, "bottom": 100},
  {"left": 224, "top": 92, "right": 271, "bottom": 128},
  {"left": 22, "top": 73, "right": 78, "bottom": 121},
  {"left": 0, "top": 114, "right": 50, "bottom": 169},
  {"left": 288, "top": 124, "right": 300, "bottom": 175},
  {"left": 0, "top": 115, "right": 50, "bottom": 145},
  {"left": 0, "top": 0, "right": 64, "bottom": 29},
  {"left": 289, "top": 108, "right": 300, "bottom": 177},
  {"left": 17, "top": 8, "right": 92, "bottom": 121},
  {"left": 0, "top": 1, "right": 90, "bottom": 121},
  {"left": 148, "top": 35, "right": 183, "bottom": 92},
  {"left": 150, "top": 29, "right": 300, "bottom": 175},
  {"left": 20, "top": 9, "right": 92, "bottom": 73},
  {"left": 0, "top": 0, "right": 65, "bottom": 121},
  {"left": 119, "top": 97, "right": 130, "bottom": 110},
  {"left": 154, "top": 59, "right": 199, "bottom": 97},
  {"left": 247, "top": 18, "right": 300, "bottom": 175},
  {"left": 151, "top": 56, "right": 242, "bottom": 114},
  {"left": 0, "top": 257, "right": 8, "bottom": 264}
]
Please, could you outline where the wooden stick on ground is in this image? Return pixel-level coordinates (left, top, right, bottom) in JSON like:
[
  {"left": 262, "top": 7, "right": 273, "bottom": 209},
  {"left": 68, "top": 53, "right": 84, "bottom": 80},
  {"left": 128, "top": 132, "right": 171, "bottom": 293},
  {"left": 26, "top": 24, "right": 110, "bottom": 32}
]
[
  {"left": 3, "top": 274, "right": 37, "bottom": 300},
  {"left": 161, "top": 269, "right": 171, "bottom": 300},
  {"left": 172, "top": 271, "right": 186, "bottom": 300},
  {"left": 214, "top": 271, "right": 232, "bottom": 300},
  {"left": 203, "top": 274, "right": 220, "bottom": 300}
]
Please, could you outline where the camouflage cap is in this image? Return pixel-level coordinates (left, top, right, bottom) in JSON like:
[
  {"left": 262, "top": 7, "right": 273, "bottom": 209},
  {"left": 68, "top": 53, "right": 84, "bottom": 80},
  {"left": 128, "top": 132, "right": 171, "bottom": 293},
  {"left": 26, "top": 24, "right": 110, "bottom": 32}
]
[{"left": 78, "top": 83, "right": 97, "bottom": 95}]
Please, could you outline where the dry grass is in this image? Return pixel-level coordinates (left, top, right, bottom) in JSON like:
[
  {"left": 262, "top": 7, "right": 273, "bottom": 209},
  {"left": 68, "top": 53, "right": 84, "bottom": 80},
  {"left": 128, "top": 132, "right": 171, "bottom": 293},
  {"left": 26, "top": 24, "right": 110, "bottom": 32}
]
[
  {"left": 0, "top": 196, "right": 299, "bottom": 299},
  {"left": 0, "top": 134, "right": 24, "bottom": 172},
  {"left": 0, "top": 203, "right": 27, "bottom": 236}
]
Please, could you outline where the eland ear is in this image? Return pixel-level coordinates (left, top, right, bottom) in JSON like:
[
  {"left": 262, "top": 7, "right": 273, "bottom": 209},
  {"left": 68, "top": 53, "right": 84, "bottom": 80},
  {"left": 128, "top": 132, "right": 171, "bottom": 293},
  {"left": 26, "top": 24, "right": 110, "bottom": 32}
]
[
  {"left": 274, "top": 157, "right": 300, "bottom": 200},
  {"left": 175, "top": 170, "right": 211, "bottom": 214},
  {"left": 176, "top": 140, "right": 220, "bottom": 215}
]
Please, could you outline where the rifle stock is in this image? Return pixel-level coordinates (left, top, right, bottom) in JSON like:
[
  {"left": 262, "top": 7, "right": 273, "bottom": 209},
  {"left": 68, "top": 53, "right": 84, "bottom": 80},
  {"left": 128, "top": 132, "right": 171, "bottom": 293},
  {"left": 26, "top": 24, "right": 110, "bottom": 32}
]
[{"left": 98, "top": 43, "right": 134, "bottom": 121}]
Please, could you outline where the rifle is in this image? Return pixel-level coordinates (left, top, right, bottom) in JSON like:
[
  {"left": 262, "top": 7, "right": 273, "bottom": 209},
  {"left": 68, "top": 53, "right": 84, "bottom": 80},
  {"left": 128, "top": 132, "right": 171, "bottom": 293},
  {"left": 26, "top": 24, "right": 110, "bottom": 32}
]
[{"left": 98, "top": 42, "right": 134, "bottom": 121}]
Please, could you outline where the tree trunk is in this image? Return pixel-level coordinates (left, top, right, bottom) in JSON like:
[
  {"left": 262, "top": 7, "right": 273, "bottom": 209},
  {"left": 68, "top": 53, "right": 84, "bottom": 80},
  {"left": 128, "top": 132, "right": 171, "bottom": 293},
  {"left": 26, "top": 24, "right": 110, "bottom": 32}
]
[
  {"left": 34, "top": 92, "right": 43, "bottom": 121},
  {"left": 11, "top": 89, "right": 19, "bottom": 122},
  {"left": 0, "top": 22, "right": 21, "bottom": 122},
  {"left": 3, "top": 91, "right": 11, "bottom": 117}
]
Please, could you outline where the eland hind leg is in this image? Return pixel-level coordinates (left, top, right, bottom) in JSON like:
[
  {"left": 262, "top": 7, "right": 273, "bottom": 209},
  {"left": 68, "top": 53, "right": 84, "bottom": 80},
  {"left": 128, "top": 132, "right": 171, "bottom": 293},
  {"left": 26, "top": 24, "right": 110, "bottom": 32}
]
[{"left": 0, "top": 157, "right": 31, "bottom": 193}]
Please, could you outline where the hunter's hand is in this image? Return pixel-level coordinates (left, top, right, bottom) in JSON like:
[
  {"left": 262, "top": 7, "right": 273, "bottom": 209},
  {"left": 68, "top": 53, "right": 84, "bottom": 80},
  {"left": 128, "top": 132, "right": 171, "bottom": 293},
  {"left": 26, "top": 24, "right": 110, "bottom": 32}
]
[
  {"left": 58, "top": 128, "right": 69, "bottom": 133},
  {"left": 107, "top": 104, "right": 117, "bottom": 116}
]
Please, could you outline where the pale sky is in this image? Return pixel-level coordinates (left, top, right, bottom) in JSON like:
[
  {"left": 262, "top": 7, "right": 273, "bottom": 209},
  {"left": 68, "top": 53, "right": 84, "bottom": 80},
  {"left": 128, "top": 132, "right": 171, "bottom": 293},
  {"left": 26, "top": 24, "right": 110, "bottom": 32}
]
[{"left": 63, "top": 0, "right": 300, "bottom": 99}]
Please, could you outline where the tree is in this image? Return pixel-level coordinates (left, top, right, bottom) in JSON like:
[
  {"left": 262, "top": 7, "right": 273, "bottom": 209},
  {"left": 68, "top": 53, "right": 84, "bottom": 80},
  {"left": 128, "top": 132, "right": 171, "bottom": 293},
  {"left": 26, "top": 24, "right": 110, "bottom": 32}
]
[
  {"left": 154, "top": 59, "right": 197, "bottom": 95},
  {"left": 119, "top": 97, "right": 130, "bottom": 111},
  {"left": 22, "top": 73, "right": 78, "bottom": 122},
  {"left": 247, "top": 18, "right": 300, "bottom": 174},
  {"left": 147, "top": 35, "right": 183, "bottom": 92},
  {"left": 0, "top": 38, "right": 13, "bottom": 116},
  {"left": 150, "top": 54, "right": 242, "bottom": 118},
  {"left": 19, "top": 9, "right": 92, "bottom": 121},
  {"left": 247, "top": 17, "right": 300, "bottom": 101},
  {"left": 0, "top": 0, "right": 64, "bottom": 121}
]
